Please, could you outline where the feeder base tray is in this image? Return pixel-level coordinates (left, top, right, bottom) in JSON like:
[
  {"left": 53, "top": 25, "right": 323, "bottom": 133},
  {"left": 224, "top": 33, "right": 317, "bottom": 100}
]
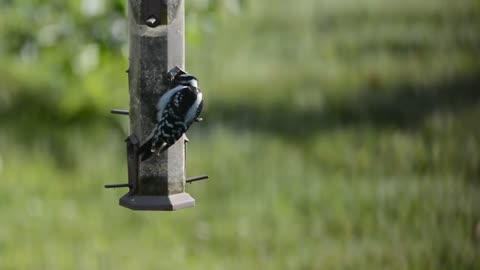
[{"left": 119, "top": 192, "right": 195, "bottom": 211}]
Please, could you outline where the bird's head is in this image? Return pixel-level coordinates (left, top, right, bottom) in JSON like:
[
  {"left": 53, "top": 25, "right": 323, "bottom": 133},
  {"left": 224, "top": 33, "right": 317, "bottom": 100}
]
[{"left": 174, "top": 73, "right": 199, "bottom": 88}]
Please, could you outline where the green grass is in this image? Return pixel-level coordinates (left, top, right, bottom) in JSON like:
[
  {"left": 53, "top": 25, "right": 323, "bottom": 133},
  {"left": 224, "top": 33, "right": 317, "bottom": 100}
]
[
  {"left": 1, "top": 0, "right": 480, "bottom": 269},
  {"left": 1, "top": 126, "right": 479, "bottom": 269}
]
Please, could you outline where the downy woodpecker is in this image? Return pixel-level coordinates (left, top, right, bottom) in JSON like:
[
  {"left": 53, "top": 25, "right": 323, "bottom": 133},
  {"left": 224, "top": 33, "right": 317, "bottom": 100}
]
[{"left": 139, "top": 72, "right": 203, "bottom": 161}]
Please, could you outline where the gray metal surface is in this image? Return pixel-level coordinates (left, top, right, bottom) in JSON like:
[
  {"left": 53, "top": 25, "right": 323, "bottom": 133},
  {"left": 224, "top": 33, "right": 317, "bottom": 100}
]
[{"left": 120, "top": 193, "right": 195, "bottom": 211}]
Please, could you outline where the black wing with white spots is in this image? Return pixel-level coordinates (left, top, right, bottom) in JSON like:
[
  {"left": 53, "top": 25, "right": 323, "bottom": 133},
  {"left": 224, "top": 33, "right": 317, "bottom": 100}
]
[{"left": 139, "top": 84, "right": 203, "bottom": 161}]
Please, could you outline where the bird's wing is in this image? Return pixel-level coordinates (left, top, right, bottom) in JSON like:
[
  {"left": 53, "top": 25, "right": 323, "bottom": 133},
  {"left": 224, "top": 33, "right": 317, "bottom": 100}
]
[
  {"left": 156, "top": 85, "right": 187, "bottom": 121},
  {"left": 155, "top": 91, "right": 188, "bottom": 146}
]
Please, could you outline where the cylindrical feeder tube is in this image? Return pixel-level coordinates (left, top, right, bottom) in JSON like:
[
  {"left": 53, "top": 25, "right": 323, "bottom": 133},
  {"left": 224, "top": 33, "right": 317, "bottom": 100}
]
[{"left": 120, "top": 0, "right": 194, "bottom": 211}]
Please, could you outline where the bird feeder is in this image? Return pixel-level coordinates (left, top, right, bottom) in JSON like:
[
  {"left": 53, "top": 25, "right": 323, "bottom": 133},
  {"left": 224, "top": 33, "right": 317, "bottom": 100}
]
[{"left": 105, "top": 0, "right": 208, "bottom": 211}]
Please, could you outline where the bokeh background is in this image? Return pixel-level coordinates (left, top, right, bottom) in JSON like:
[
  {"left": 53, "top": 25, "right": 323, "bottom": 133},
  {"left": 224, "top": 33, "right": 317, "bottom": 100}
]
[{"left": 1, "top": 0, "right": 480, "bottom": 269}]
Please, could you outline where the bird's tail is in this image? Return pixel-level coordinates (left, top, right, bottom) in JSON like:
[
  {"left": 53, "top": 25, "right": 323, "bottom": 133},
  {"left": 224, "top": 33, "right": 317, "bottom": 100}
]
[
  {"left": 138, "top": 136, "right": 154, "bottom": 161},
  {"left": 138, "top": 137, "right": 168, "bottom": 161}
]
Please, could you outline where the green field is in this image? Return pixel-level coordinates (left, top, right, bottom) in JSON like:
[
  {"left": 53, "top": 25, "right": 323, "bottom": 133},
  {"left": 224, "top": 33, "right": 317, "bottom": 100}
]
[{"left": 1, "top": 0, "right": 480, "bottom": 269}]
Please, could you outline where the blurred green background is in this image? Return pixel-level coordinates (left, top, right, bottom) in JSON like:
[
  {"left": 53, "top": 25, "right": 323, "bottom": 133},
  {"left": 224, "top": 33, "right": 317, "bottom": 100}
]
[{"left": 1, "top": 0, "right": 480, "bottom": 269}]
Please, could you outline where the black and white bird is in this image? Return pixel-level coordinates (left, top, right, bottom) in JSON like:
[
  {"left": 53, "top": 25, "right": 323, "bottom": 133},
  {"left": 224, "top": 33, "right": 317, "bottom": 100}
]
[{"left": 139, "top": 72, "right": 203, "bottom": 161}]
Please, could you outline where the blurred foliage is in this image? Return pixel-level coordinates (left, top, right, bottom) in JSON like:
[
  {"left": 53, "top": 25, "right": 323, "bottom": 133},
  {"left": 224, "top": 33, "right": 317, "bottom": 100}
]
[
  {"left": 0, "top": 0, "right": 244, "bottom": 120},
  {"left": 1, "top": 0, "right": 480, "bottom": 269}
]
